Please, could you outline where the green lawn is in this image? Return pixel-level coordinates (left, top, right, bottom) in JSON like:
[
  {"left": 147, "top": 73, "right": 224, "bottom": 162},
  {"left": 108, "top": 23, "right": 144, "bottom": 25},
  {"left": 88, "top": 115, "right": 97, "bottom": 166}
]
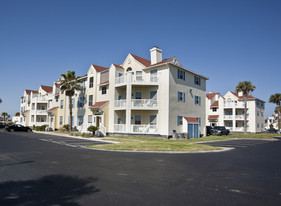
[{"left": 87, "top": 133, "right": 280, "bottom": 152}]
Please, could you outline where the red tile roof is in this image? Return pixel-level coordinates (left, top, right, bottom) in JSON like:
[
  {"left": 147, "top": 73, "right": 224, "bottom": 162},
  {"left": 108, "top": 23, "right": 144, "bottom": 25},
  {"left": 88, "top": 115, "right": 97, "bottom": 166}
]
[
  {"left": 113, "top": 64, "right": 124, "bottom": 70},
  {"left": 206, "top": 93, "right": 219, "bottom": 99},
  {"left": 89, "top": 101, "right": 108, "bottom": 109},
  {"left": 184, "top": 117, "right": 199, "bottom": 123},
  {"left": 41, "top": 85, "right": 53, "bottom": 93},
  {"left": 130, "top": 54, "right": 151, "bottom": 67},
  {"left": 211, "top": 101, "right": 219, "bottom": 107},
  {"left": 47, "top": 107, "right": 59, "bottom": 112},
  {"left": 208, "top": 115, "right": 219, "bottom": 119},
  {"left": 92, "top": 64, "right": 108, "bottom": 72},
  {"left": 25, "top": 89, "right": 38, "bottom": 94},
  {"left": 231, "top": 92, "right": 256, "bottom": 100}
]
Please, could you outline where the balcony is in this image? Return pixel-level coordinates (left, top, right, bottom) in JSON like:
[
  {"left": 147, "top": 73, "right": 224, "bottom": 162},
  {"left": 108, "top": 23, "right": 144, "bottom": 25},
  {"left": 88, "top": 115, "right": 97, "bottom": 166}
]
[
  {"left": 235, "top": 115, "right": 244, "bottom": 120},
  {"left": 32, "top": 96, "right": 48, "bottom": 103},
  {"left": 114, "top": 124, "right": 158, "bottom": 134},
  {"left": 30, "top": 110, "right": 48, "bottom": 115},
  {"left": 224, "top": 102, "right": 245, "bottom": 108},
  {"left": 114, "top": 100, "right": 127, "bottom": 108},
  {"left": 114, "top": 99, "right": 158, "bottom": 110},
  {"left": 224, "top": 115, "right": 233, "bottom": 120},
  {"left": 131, "top": 99, "right": 158, "bottom": 109},
  {"left": 115, "top": 74, "right": 159, "bottom": 86}
]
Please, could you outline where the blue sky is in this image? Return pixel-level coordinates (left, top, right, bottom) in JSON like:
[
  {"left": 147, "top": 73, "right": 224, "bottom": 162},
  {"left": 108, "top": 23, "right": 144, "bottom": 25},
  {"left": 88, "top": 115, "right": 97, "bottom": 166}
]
[{"left": 0, "top": 0, "right": 280, "bottom": 118}]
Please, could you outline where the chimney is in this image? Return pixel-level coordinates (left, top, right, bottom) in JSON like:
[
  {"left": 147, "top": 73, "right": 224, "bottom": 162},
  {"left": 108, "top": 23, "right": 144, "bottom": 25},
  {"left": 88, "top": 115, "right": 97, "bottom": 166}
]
[{"left": 150, "top": 46, "right": 162, "bottom": 65}]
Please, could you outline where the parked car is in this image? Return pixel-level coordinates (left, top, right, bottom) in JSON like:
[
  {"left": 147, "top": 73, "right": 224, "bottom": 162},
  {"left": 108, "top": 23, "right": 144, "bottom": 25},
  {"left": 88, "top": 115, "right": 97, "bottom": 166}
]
[
  {"left": 0, "top": 122, "right": 7, "bottom": 129},
  {"left": 267, "top": 128, "right": 278, "bottom": 133},
  {"left": 211, "top": 126, "right": 230, "bottom": 136},
  {"left": 206, "top": 126, "right": 212, "bottom": 136},
  {"left": 5, "top": 124, "right": 32, "bottom": 132}
]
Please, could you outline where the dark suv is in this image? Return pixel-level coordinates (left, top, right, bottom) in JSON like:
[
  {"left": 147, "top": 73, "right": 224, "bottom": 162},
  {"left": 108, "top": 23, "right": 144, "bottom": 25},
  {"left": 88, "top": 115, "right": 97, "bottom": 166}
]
[{"left": 211, "top": 126, "right": 230, "bottom": 136}]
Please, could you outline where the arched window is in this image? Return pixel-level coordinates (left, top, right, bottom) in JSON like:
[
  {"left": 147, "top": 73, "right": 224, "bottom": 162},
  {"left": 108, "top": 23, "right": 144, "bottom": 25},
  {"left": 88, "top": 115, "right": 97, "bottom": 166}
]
[{"left": 126, "top": 67, "right": 132, "bottom": 72}]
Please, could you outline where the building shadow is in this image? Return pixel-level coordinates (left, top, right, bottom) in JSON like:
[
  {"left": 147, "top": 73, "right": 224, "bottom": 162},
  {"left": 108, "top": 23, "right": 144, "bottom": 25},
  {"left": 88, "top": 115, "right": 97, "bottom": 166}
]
[{"left": 0, "top": 175, "right": 99, "bottom": 206}]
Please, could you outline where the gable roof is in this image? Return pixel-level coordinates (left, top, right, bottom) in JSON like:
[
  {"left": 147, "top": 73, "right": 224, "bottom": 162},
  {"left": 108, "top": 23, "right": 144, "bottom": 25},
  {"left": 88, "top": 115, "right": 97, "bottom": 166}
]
[
  {"left": 92, "top": 64, "right": 108, "bottom": 72},
  {"left": 113, "top": 64, "right": 124, "bottom": 70},
  {"left": 130, "top": 53, "right": 151, "bottom": 67},
  {"left": 211, "top": 101, "right": 219, "bottom": 107},
  {"left": 206, "top": 93, "right": 219, "bottom": 100},
  {"left": 41, "top": 85, "right": 53, "bottom": 93},
  {"left": 230, "top": 92, "right": 256, "bottom": 100},
  {"left": 25, "top": 89, "right": 38, "bottom": 94}
]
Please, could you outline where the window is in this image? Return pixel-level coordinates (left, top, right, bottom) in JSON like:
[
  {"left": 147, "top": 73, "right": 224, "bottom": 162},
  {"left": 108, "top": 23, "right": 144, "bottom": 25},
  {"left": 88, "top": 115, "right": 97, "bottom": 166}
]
[
  {"left": 88, "top": 115, "right": 92, "bottom": 123},
  {"left": 135, "top": 92, "right": 142, "bottom": 99},
  {"left": 68, "top": 116, "right": 74, "bottom": 125},
  {"left": 261, "top": 112, "right": 263, "bottom": 117},
  {"left": 135, "top": 115, "right": 141, "bottom": 125},
  {"left": 55, "top": 96, "right": 59, "bottom": 102},
  {"left": 194, "top": 76, "right": 201, "bottom": 86},
  {"left": 78, "top": 116, "right": 84, "bottom": 126},
  {"left": 60, "top": 100, "right": 63, "bottom": 109},
  {"left": 88, "top": 95, "right": 93, "bottom": 106},
  {"left": 257, "top": 123, "right": 259, "bottom": 128},
  {"left": 195, "top": 96, "right": 201, "bottom": 105},
  {"left": 78, "top": 96, "right": 84, "bottom": 108},
  {"left": 177, "top": 69, "right": 185, "bottom": 80},
  {"left": 177, "top": 91, "right": 185, "bottom": 102},
  {"left": 212, "top": 108, "right": 217, "bottom": 112},
  {"left": 261, "top": 123, "right": 264, "bottom": 128},
  {"left": 257, "top": 111, "right": 259, "bottom": 116},
  {"left": 177, "top": 115, "right": 183, "bottom": 126},
  {"left": 89, "top": 77, "right": 94, "bottom": 88},
  {"left": 60, "top": 116, "right": 63, "bottom": 125},
  {"left": 102, "top": 86, "right": 107, "bottom": 94},
  {"left": 150, "top": 69, "right": 157, "bottom": 75}
]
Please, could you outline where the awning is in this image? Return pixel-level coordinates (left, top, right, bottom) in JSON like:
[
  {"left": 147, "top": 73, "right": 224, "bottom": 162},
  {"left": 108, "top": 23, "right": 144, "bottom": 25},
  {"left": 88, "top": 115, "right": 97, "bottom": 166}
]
[
  {"left": 89, "top": 101, "right": 108, "bottom": 109},
  {"left": 184, "top": 117, "right": 199, "bottom": 123}
]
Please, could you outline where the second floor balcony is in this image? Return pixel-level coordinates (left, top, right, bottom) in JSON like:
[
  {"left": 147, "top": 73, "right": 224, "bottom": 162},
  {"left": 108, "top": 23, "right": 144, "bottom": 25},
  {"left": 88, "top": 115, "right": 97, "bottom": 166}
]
[
  {"left": 115, "top": 73, "right": 159, "bottom": 86},
  {"left": 114, "top": 99, "right": 158, "bottom": 110}
]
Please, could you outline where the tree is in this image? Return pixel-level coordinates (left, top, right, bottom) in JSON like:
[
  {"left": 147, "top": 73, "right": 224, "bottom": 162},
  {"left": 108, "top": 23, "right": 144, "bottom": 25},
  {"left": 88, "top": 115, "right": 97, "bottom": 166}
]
[
  {"left": 235, "top": 81, "right": 256, "bottom": 134},
  {"left": 87, "top": 126, "right": 99, "bottom": 136},
  {"left": 15, "top": 112, "right": 20, "bottom": 116},
  {"left": 269, "top": 93, "right": 281, "bottom": 134},
  {"left": 0, "top": 98, "right": 2, "bottom": 103},
  {"left": 59, "top": 71, "right": 82, "bottom": 132},
  {"left": 1, "top": 112, "right": 8, "bottom": 122}
]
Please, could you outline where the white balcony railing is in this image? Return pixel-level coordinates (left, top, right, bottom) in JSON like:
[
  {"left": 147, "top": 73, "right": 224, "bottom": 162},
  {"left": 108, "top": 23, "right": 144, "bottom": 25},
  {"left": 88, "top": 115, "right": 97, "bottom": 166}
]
[
  {"left": 114, "top": 124, "right": 158, "bottom": 134},
  {"left": 32, "top": 96, "right": 48, "bottom": 102},
  {"left": 131, "top": 124, "right": 158, "bottom": 133},
  {"left": 115, "top": 74, "right": 159, "bottom": 85},
  {"left": 114, "top": 100, "right": 127, "bottom": 108},
  {"left": 224, "top": 102, "right": 246, "bottom": 108},
  {"left": 224, "top": 115, "right": 233, "bottom": 120},
  {"left": 131, "top": 99, "right": 158, "bottom": 108},
  {"left": 114, "top": 124, "right": 126, "bottom": 132},
  {"left": 235, "top": 115, "right": 244, "bottom": 120}
]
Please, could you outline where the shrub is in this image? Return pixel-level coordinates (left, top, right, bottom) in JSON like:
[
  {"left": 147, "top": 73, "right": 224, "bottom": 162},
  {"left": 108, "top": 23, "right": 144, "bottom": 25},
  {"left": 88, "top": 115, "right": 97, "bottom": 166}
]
[
  {"left": 70, "top": 131, "right": 81, "bottom": 136},
  {"left": 34, "top": 124, "right": 48, "bottom": 131},
  {"left": 87, "top": 126, "right": 99, "bottom": 136},
  {"left": 81, "top": 132, "right": 92, "bottom": 138},
  {"left": 63, "top": 124, "right": 70, "bottom": 132}
]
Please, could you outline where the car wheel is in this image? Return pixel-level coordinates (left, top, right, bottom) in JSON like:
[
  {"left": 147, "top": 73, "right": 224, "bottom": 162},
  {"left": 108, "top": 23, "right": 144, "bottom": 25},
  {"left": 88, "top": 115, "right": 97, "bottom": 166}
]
[{"left": 27, "top": 129, "right": 31, "bottom": 132}]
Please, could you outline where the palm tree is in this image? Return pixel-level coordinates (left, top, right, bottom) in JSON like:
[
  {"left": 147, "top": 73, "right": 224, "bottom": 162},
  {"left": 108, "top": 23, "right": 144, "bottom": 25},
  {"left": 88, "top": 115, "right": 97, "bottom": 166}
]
[
  {"left": 0, "top": 98, "right": 2, "bottom": 103},
  {"left": 59, "top": 71, "right": 82, "bottom": 132},
  {"left": 15, "top": 112, "right": 20, "bottom": 116},
  {"left": 269, "top": 93, "right": 281, "bottom": 134},
  {"left": 1, "top": 112, "right": 8, "bottom": 122},
  {"left": 235, "top": 81, "right": 256, "bottom": 134}
]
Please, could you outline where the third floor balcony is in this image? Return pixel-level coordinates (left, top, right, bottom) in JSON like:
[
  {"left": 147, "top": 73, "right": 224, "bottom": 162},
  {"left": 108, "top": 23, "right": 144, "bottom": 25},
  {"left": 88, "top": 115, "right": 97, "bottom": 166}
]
[
  {"left": 114, "top": 99, "right": 158, "bottom": 110},
  {"left": 115, "top": 73, "right": 159, "bottom": 86}
]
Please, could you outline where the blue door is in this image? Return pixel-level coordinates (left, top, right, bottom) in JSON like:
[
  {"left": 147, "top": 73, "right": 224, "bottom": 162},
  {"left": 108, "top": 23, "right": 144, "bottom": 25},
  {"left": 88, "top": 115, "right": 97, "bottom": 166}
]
[
  {"left": 188, "top": 124, "right": 193, "bottom": 138},
  {"left": 194, "top": 124, "right": 199, "bottom": 138}
]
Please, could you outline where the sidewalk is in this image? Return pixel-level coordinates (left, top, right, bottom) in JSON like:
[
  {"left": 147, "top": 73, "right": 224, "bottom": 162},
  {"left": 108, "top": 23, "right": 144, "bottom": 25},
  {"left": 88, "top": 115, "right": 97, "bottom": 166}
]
[{"left": 33, "top": 131, "right": 119, "bottom": 144}]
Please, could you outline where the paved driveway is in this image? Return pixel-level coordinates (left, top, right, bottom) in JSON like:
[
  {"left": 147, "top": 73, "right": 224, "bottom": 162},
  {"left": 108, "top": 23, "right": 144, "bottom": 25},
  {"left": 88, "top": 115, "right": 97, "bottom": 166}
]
[{"left": 1, "top": 132, "right": 281, "bottom": 206}]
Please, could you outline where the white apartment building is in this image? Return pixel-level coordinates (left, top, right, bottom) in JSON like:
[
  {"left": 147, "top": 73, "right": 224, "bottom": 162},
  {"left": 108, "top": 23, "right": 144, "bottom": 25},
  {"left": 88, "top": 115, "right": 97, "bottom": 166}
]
[
  {"left": 20, "top": 85, "right": 53, "bottom": 127},
  {"left": 206, "top": 91, "right": 265, "bottom": 133},
  {"left": 20, "top": 47, "right": 208, "bottom": 138}
]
